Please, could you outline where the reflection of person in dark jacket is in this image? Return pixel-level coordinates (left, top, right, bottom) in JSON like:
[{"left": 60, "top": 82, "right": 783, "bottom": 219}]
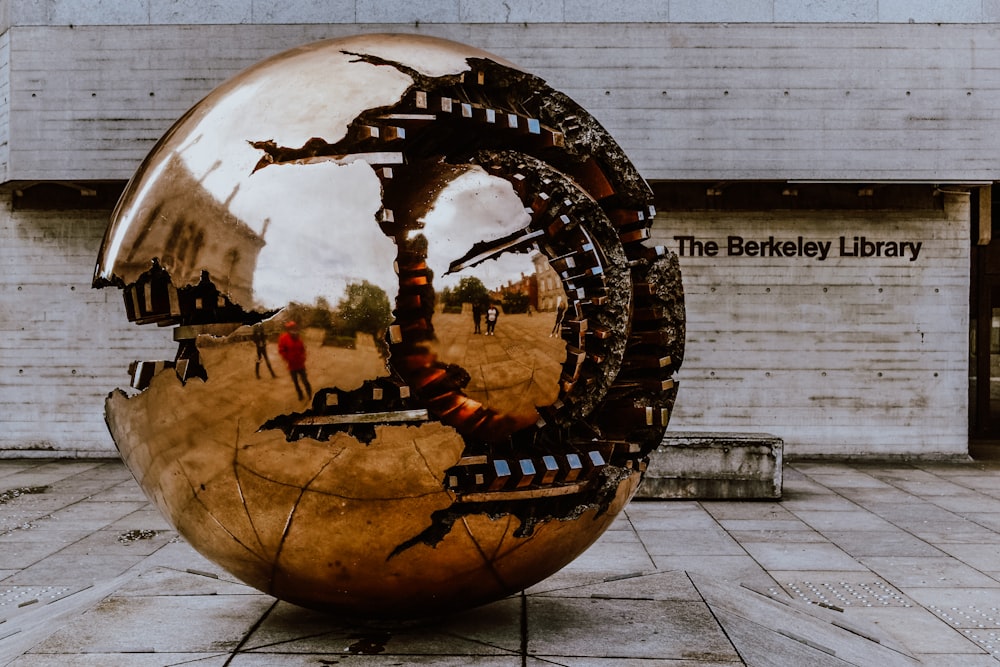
[
  {"left": 472, "top": 302, "right": 483, "bottom": 334},
  {"left": 252, "top": 323, "right": 276, "bottom": 379},
  {"left": 551, "top": 297, "right": 567, "bottom": 337},
  {"left": 278, "top": 321, "right": 312, "bottom": 400},
  {"left": 485, "top": 304, "right": 499, "bottom": 336}
]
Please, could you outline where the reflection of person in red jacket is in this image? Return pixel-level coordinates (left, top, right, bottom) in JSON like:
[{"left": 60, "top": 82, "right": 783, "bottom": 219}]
[{"left": 278, "top": 321, "right": 312, "bottom": 400}]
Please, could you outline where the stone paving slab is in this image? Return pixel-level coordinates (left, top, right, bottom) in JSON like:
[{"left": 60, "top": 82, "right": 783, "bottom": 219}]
[
  {"left": 693, "top": 575, "right": 918, "bottom": 666},
  {"left": 114, "top": 567, "right": 261, "bottom": 598},
  {"left": 7, "top": 653, "right": 230, "bottom": 666},
  {"left": 740, "top": 541, "right": 871, "bottom": 572},
  {"left": 716, "top": 517, "right": 814, "bottom": 531},
  {"left": 244, "top": 596, "right": 524, "bottom": 656},
  {"left": 527, "top": 595, "right": 739, "bottom": 662},
  {"left": 30, "top": 594, "right": 276, "bottom": 654},
  {"left": 531, "top": 570, "right": 701, "bottom": 601},
  {"left": 646, "top": 554, "right": 778, "bottom": 589},
  {"left": 858, "top": 556, "right": 1000, "bottom": 589},
  {"left": 229, "top": 657, "right": 523, "bottom": 666},
  {"left": 638, "top": 528, "right": 746, "bottom": 556},
  {"left": 2, "top": 459, "right": 1000, "bottom": 664},
  {"left": 820, "top": 529, "right": 949, "bottom": 558},
  {"left": 843, "top": 605, "right": 988, "bottom": 656}
]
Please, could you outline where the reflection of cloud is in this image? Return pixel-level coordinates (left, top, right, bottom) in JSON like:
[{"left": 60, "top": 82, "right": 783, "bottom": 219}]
[
  {"left": 99, "top": 35, "right": 531, "bottom": 306},
  {"left": 174, "top": 52, "right": 414, "bottom": 221},
  {"left": 252, "top": 160, "right": 398, "bottom": 308},
  {"left": 419, "top": 169, "right": 532, "bottom": 290},
  {"left": 450, "top": 253, "right": 536, "bottom": 293}
]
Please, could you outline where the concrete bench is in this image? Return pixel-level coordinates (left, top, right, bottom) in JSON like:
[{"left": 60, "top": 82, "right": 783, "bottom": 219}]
[{"left": 635, "top": 432, "right": 783, "bottom": 500}]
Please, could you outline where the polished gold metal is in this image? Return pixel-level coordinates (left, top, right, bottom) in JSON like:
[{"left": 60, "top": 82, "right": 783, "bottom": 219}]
[{"left": 94, "top": 33, "right": 684, "bottom": 617}]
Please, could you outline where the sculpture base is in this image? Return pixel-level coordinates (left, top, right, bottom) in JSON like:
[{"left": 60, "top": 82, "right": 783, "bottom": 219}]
[{"left": 636, "top": 431, "right": 783, "bottom": 500}]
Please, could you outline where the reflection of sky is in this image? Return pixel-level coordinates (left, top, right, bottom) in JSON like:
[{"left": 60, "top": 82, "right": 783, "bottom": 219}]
[
  {"left": 98, "top": 46, "right": 414, "bottom": 297},
  {"left": 163, "top": 40, "right": 479, "bottom": 309},
  {"left": 248, "top": 160, "right": 398, "bottom": 308},
  {"left": 179, "top": 55, "right": 413, "bottom": 211},
  {"left": 99, "top": 35, "right": 536, "bottom": 310},
  {"left": 419, "top": 168, "right": 533, "bottom": 291},
  {"left": 167, "top": 33, "right": 497, "bottom": 238},
  {"left": 171, "top": 53, "right": 411, "bottom": 305}
]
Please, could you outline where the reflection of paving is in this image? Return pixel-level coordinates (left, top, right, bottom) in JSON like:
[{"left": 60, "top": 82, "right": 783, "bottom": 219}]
[
  {"left": 7, "top": 459, "right": 1000, "bottom": 662},
  {"left": 232, "top": 315, "right": 565, "bottom": 420},
  {"left": 208, "top": 327, "right": 389, "bottom": 403},
  {"left": 431, "top": 312, "right": 566, "bottom": 424}
]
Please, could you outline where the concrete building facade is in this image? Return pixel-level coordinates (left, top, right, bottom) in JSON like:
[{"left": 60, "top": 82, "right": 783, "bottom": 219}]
[{"left": 1, "top": 1, "right": 997, "bottom": 458}]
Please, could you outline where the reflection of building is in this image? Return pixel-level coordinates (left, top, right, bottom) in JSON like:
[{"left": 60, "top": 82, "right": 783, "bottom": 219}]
[
  {"left": 111, "top": 153, "right": 265, "bottom": 307},
  {"left": 491, "top": 272, "right": 537, "bottom": 312},
  {"left": 532, "top": 253, "right": 563, "bottom": 312}
]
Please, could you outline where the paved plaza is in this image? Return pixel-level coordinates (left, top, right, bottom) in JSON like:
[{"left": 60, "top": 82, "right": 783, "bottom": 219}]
[{"left": 1, "top": 457, "right": 1000, "bottom": 664}]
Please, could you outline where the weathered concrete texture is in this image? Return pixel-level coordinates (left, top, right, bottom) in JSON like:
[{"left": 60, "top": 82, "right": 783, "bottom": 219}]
[
  {"left": 873, "top": 0, "right": 985, "bottom": 23},
  {"left": 0, "top": 0, "right": 995, "bottom": 28},
  {"left": 655, "top": 193, "right": 970, "bottom": 459},
  {"left": 0, "top": 192, "right": 177, "bottom": 456},
  {"left": 4, "top": 22, "right": 1000, "bottom": 182},
  {"left": 637, "top": 431, "right": 783, "bottom": 500},
  {"left": 772, "top": 0, "right": 879, "bottom": 21}
]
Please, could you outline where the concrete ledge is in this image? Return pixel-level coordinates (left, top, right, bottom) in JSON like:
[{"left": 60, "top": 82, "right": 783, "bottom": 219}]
[{"left": 636, "top": 431, "right": 783, "bottom": 500}]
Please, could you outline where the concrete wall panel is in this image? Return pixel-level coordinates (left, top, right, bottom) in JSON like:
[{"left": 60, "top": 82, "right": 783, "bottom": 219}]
[
  {"left": 149, "top": 0, "right": 253, "bottom": 25},
  {"left": 564, "top": 0, "right": 670, "bottom": 22},
  {"left": 877, "top": 0, "right": 984, "bottom": 23},
  {"left": 458, "top": 0, "right": 565, "bottom": 23},
  {"left": 670, "top": 0, "right": 775, "bottom": 23},
  {"left": 0, "top": 194, "right": 177, "bottom": 456},
  {"left": 988, "top": 0, "right": 1000, "bottom": 22},
  {"left": 0, "top": 30, "right": 9, "bottom": 183},
  {"left": 1, "top": 0, "right": 996, "bottom": 28},
  {"left": 355, "top": 0, "right": 460, "bottom": 24},
  {"left": 5, "top": 1, "right": 49, "bottom": 26},
  {"left": 49, "top": 0, "right": 148, "bottom": 25},
  {"left": 250, "top": 0, "right": 356, "bottom": 24},
  {"left": 3, "top": 22, "right": 999, "bottom": 183},
  {"left": 654, "top": 193, "right": 970, "bottom": 458},
  {"left": 773, "top": 0, "right": 877, "bottom": 22}
]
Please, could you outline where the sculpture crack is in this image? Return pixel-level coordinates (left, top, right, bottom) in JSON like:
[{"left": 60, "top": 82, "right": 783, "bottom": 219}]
[
  {"left": 460, "top": 515, "right": 512, "bottom": 592},
  {"left": 269, "top": 454, "right": 341, "bottom": 591},
  {"left": 258, "top": 378, "right": 429, "bottom": 445},
  {"left": 389, "top": 465, "right": 632, "bottom": 558},
  {"left": 233, "top": 455, "right": 269, "bottom": 557}
]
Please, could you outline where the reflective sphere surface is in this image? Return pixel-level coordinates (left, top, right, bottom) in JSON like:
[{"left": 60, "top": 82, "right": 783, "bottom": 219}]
[{"left": 94, "top": 34, "right": 685, "bottom": 617}]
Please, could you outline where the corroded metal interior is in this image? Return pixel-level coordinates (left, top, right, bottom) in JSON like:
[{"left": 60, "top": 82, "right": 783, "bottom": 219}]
[{"left": 93, "top": 33, "right": 685, "bottom": 617}]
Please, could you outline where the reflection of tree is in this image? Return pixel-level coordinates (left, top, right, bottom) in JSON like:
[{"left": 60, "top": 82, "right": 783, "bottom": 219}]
[
  {"left": 312, "top": 296, "right": 334, "bottom": 330},
  {"left": 442, "top": 276, "right": 490, "bottom": 313},
  {"left": 280, "top": 283, "right": 391, "bottom": 354},
  {"left": 439, "top": 286, "right": 454, "bottom": 312},
  {"left": 501, "top": 291, "right": 530, "bottom": 314},
  {"left": 336, "top": 280, "right": 393, "bottom": 343},
  {"left": 283, "top": 300, "right": 329, "bottom": 331}
]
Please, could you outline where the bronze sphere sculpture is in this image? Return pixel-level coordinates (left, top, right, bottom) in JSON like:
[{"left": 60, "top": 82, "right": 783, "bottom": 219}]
[{"left": 93, "top": 33, "right": 685, "bottom": 617}]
